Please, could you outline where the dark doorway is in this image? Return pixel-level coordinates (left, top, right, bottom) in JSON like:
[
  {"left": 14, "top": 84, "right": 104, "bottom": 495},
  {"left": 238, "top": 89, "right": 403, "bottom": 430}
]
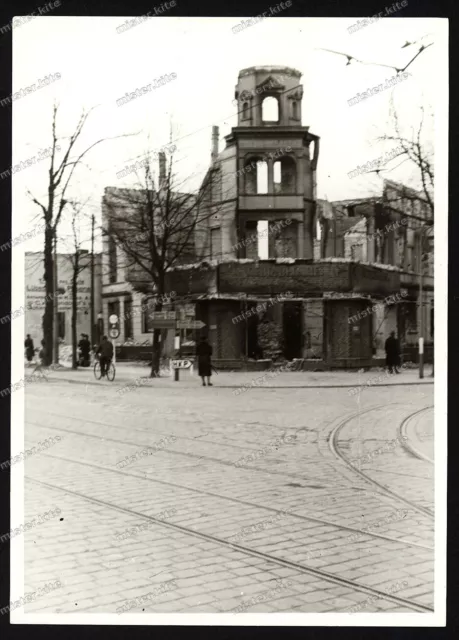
[
  {"left": 247, "top": 307, "right": 261, "bottom": 359},
  {"left": 283, "top": 302, "right": 303, "bottom": 360}
]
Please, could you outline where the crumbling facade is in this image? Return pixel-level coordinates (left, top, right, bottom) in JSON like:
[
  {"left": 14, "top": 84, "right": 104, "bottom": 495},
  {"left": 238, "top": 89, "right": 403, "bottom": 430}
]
[{"left": 164, "top": 66, "right": 434, "bottom": 368}]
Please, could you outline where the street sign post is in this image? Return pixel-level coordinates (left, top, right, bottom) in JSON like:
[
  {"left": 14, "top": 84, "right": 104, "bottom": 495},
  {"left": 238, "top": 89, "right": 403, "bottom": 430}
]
[
  {"left": 109, "top": 314, "right": 119, "bottom": 324},
  {"left": 109, "top": 327, "right": 120, "bottom": 339},
  {"left": 174, "top": 319, "right": 206, "bottom": 381},
  {"left": 171, "top": 359, "right": 192, "bottom": 369},
  {"left": 141, "top": 310, "right": 205, "bottom": 381}
]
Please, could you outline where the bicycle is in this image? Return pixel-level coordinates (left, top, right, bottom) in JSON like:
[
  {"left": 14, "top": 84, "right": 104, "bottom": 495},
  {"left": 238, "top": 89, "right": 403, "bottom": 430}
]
[{"left": 93, "top": 354, "right": 116, "bottom": 381}]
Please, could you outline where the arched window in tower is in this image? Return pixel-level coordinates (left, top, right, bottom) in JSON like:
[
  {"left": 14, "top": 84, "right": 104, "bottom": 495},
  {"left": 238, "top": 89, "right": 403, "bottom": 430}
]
[
  {"left": 272, "top": 156, "right": 296, "bottom": 194},
  {"left": 242, "top": 101, "right": 250, "bottom": 120},
  {"left": 292, "top": 100, "right": 299, "bottom": 120},
  {"left": 262, "top": 96, "right": 279, "bottom": 122},
  {"left": 256, "top": 160, "right": 268, "bottom": 194}
]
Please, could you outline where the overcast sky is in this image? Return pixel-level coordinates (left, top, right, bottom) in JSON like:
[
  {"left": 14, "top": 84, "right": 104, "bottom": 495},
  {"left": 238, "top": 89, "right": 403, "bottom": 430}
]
[{"left": 12, "top": 16, "right": 445, "bottom": 254}]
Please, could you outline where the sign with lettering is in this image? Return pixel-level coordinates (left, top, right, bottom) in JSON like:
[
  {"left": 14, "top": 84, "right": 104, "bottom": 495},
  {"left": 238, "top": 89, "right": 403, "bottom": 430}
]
[
  {"left": 150, "top": 311, "right": 177, "bottom": 321},
  {"left": 218, "top": 262, "right": 351, "bottom": 295},
  {"left": 165, "top": 266, "right": 217, "bottom": 295},
  {"left": 176, "top": 320, "right": 205, "bottom": 330},
  {"left": 351, "top": 264, "right": 400, "bottom": 295},
  {"left": 171, "top": 359, "right": 192, "bottom": 369}
]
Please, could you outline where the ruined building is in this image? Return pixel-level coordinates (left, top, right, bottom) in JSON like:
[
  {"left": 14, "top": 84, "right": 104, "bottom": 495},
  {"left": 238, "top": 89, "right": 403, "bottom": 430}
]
[{"left": 103, "top": 65, "right": 433, "bottom": 368}]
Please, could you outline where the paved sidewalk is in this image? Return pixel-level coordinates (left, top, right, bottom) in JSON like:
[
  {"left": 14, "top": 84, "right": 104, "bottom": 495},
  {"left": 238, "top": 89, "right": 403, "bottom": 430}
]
[{"left": 36, "top": 363, "right": 434, "bottom": 389}]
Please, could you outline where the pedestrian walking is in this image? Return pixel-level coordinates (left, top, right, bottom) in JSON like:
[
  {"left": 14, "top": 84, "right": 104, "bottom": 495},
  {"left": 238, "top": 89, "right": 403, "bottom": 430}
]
[
  {"left": 78, "top": 333, "right": 85, "bottom": 366},
  {"left": 78, "top": 333, "right": 91, "bottom": 366},
  {"left": 196, "top": 336, "right": 213, "bottom": 386},
  {"left": 24, "top": 334, "right": 34, "bottom": 363},
  {"left": 385, "top": 331, "right": 400, "bottom": 374},
  {"left": 83, "top": 334, "right": 91, "bottom": 366},
  {"left": 32, "top": 339, "right": 46, "bottom": 373}
]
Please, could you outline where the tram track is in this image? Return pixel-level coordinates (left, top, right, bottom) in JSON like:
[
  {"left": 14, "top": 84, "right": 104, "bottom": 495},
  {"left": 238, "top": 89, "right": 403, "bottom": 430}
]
[
  {"left": 399, "top": 406, "right": 434, "bottom": 465},
  {"left": 330, "top": 406, "right": 434, "bottom": 520},
  {"left": 28, "top": 408, "right": 369, "bottom": 493},
  {"left": 27, "top": 407, "right": 434, "bottom": 551},
  {"left": 31, "top": 446, "right": 434, "bottom": 552},
  {"left": 26, "top": 474, "right": 434, "bottom": 613}
]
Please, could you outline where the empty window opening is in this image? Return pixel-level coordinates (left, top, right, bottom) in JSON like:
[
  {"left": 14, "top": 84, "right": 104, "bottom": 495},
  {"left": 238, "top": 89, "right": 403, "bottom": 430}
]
[
  {"left": 273, "top": 156, "right": 296, "bottom": 194},
  {"left": 316, "top": 218, "right": 322, "bottom": 241},
  {"left": 257, "top": 220, "right": 269, "bottom": 258},
  {"left": 256, "top": 160, "right": 268, "bottom": 194},
  {"left": 273, "top": 161, "right": 281, "bottom": 194},
  {"left": 244, "top": 159, "right": 257, "bottom": 194},
  {"left": 262, "top": 97, "right": 279, "bottom": 122},
  {"left": 292, "top": 100, "right": 299, "bottom": 119},
  {"left": 210, "top": 227, "right": 222, "bottom": 259}
]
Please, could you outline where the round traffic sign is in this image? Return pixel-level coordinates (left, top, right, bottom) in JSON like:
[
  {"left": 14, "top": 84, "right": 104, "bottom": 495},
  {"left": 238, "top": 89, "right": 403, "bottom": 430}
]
[
  {"left": 109, "top": 314, "right": 119, "bottom": 324},
  {"left": 109, "top": 328, "right": 120, "bottom": 339}
]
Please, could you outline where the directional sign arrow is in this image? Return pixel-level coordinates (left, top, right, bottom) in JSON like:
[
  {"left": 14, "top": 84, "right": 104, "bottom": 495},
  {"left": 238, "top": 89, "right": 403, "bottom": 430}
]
[
  {"left": 171, "top": 359, "right": 192, "bottom": 369},
  {"left": 176, "top": 320, "right": 206, "bottom": 330}
]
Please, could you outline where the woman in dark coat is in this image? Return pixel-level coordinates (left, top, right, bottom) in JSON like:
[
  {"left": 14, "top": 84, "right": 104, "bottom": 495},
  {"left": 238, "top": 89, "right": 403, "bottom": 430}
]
[
  {"left": 385, "top": 331, "right": 400, "bottom": 374},
  {"left": 24, "top": 335, "right": 34, "bottom": 362},
  {"left": 196, "top": 336, "right": 213, "bottom": 386},
  {"left": 81, "top": 334, "right": 91, "bottom": 366}
]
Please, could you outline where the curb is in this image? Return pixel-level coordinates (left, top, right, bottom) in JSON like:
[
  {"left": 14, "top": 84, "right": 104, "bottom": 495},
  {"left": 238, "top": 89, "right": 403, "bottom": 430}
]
[{"left": 40, "top": 376, "right": 434, "bottom": 390}]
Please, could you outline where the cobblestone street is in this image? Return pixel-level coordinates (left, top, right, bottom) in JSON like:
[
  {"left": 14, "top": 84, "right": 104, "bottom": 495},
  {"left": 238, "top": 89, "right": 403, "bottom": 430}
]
[{"left": 18, "top": 369, "right": 435, "bottom": 617}]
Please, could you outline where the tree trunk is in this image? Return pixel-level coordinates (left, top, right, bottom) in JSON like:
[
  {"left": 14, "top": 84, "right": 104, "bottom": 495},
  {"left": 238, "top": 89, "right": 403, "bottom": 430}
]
[
  {"left": 150, "top": 300, "right": 163, "bottom": 378},
  {"left": 42, "top": 227, "right": 54, "bottom": 366},
  {"left": 71, "top": 256, "right": 78, "bottom": 370}
]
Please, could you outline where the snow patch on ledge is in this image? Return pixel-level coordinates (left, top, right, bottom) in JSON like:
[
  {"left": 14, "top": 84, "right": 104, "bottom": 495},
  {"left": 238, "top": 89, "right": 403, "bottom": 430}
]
[
  {"left": 275, "top": 257, "right": 296, "bottom": 264},
  {"left": 168, "top": 257, "right": 416, "bottom": 275},
  {"left": 317, "top": 257, "right": 412, "bottom": 273}
]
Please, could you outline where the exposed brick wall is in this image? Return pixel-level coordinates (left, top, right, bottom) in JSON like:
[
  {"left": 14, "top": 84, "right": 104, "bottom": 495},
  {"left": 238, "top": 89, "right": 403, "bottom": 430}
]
[
  {"left": 218, "top": 262, "right": 351, "bottom": 295},
  {"left": 268, "top": 221, "right": 298, "bottom": 258},
  {"left": 245, "top": 221, "right": 258, "bottom": 260}
]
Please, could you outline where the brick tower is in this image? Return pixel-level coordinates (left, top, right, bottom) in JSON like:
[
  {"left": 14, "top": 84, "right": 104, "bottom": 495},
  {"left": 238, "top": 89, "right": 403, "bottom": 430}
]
[{"left": 228, "top": 65, "right": 320, "bottom": 260}]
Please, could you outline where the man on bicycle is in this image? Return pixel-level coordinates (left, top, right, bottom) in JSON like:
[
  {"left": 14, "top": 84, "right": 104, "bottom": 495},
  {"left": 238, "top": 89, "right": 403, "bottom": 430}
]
[{"left": 96, "top": 335, "right": 114, "bottom": 377}]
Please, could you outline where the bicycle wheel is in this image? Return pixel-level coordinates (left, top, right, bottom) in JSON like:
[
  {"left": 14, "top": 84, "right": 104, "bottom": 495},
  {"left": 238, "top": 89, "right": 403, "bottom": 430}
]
[
  {"left": 94, "top": 361, "right": 102, "bottom": 380},
  {"left": 107, "top": 362, "right": 116, "bottom": 381}
]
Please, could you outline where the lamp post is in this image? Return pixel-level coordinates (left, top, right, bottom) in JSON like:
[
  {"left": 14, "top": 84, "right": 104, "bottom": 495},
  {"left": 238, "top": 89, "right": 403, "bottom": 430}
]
[
  {"left": 418, "top": 221, "right": 434, "bottom": 379},
  {"left": 53, "top": 235, "right": 59, "bottom": 365},
  {"left": 97, "top": 312, "right": 103, "bottom": 346}
]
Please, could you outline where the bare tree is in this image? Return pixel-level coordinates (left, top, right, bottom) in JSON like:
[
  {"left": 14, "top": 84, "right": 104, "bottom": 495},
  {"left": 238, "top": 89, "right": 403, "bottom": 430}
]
[
  {"left": 62, "top": 201, "right": 92, "bottom": 370},
  {"left": 376, "top": 102, "right": 434, "bottom": 219},
  {"left": 103, "top": 151, "right": 223, "bottom": 377},
  {"left": 27, "top": 104, "right": 128, "bottom": 365}
]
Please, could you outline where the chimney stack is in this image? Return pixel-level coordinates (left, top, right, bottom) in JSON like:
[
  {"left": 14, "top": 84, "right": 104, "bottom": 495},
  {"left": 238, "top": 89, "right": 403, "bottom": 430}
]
[
  {"left": 159, "top": 152, "right": 166, "bottom": 186},
  {"left": 211, "top": 126, "right": 219, "bottom": 162}
]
